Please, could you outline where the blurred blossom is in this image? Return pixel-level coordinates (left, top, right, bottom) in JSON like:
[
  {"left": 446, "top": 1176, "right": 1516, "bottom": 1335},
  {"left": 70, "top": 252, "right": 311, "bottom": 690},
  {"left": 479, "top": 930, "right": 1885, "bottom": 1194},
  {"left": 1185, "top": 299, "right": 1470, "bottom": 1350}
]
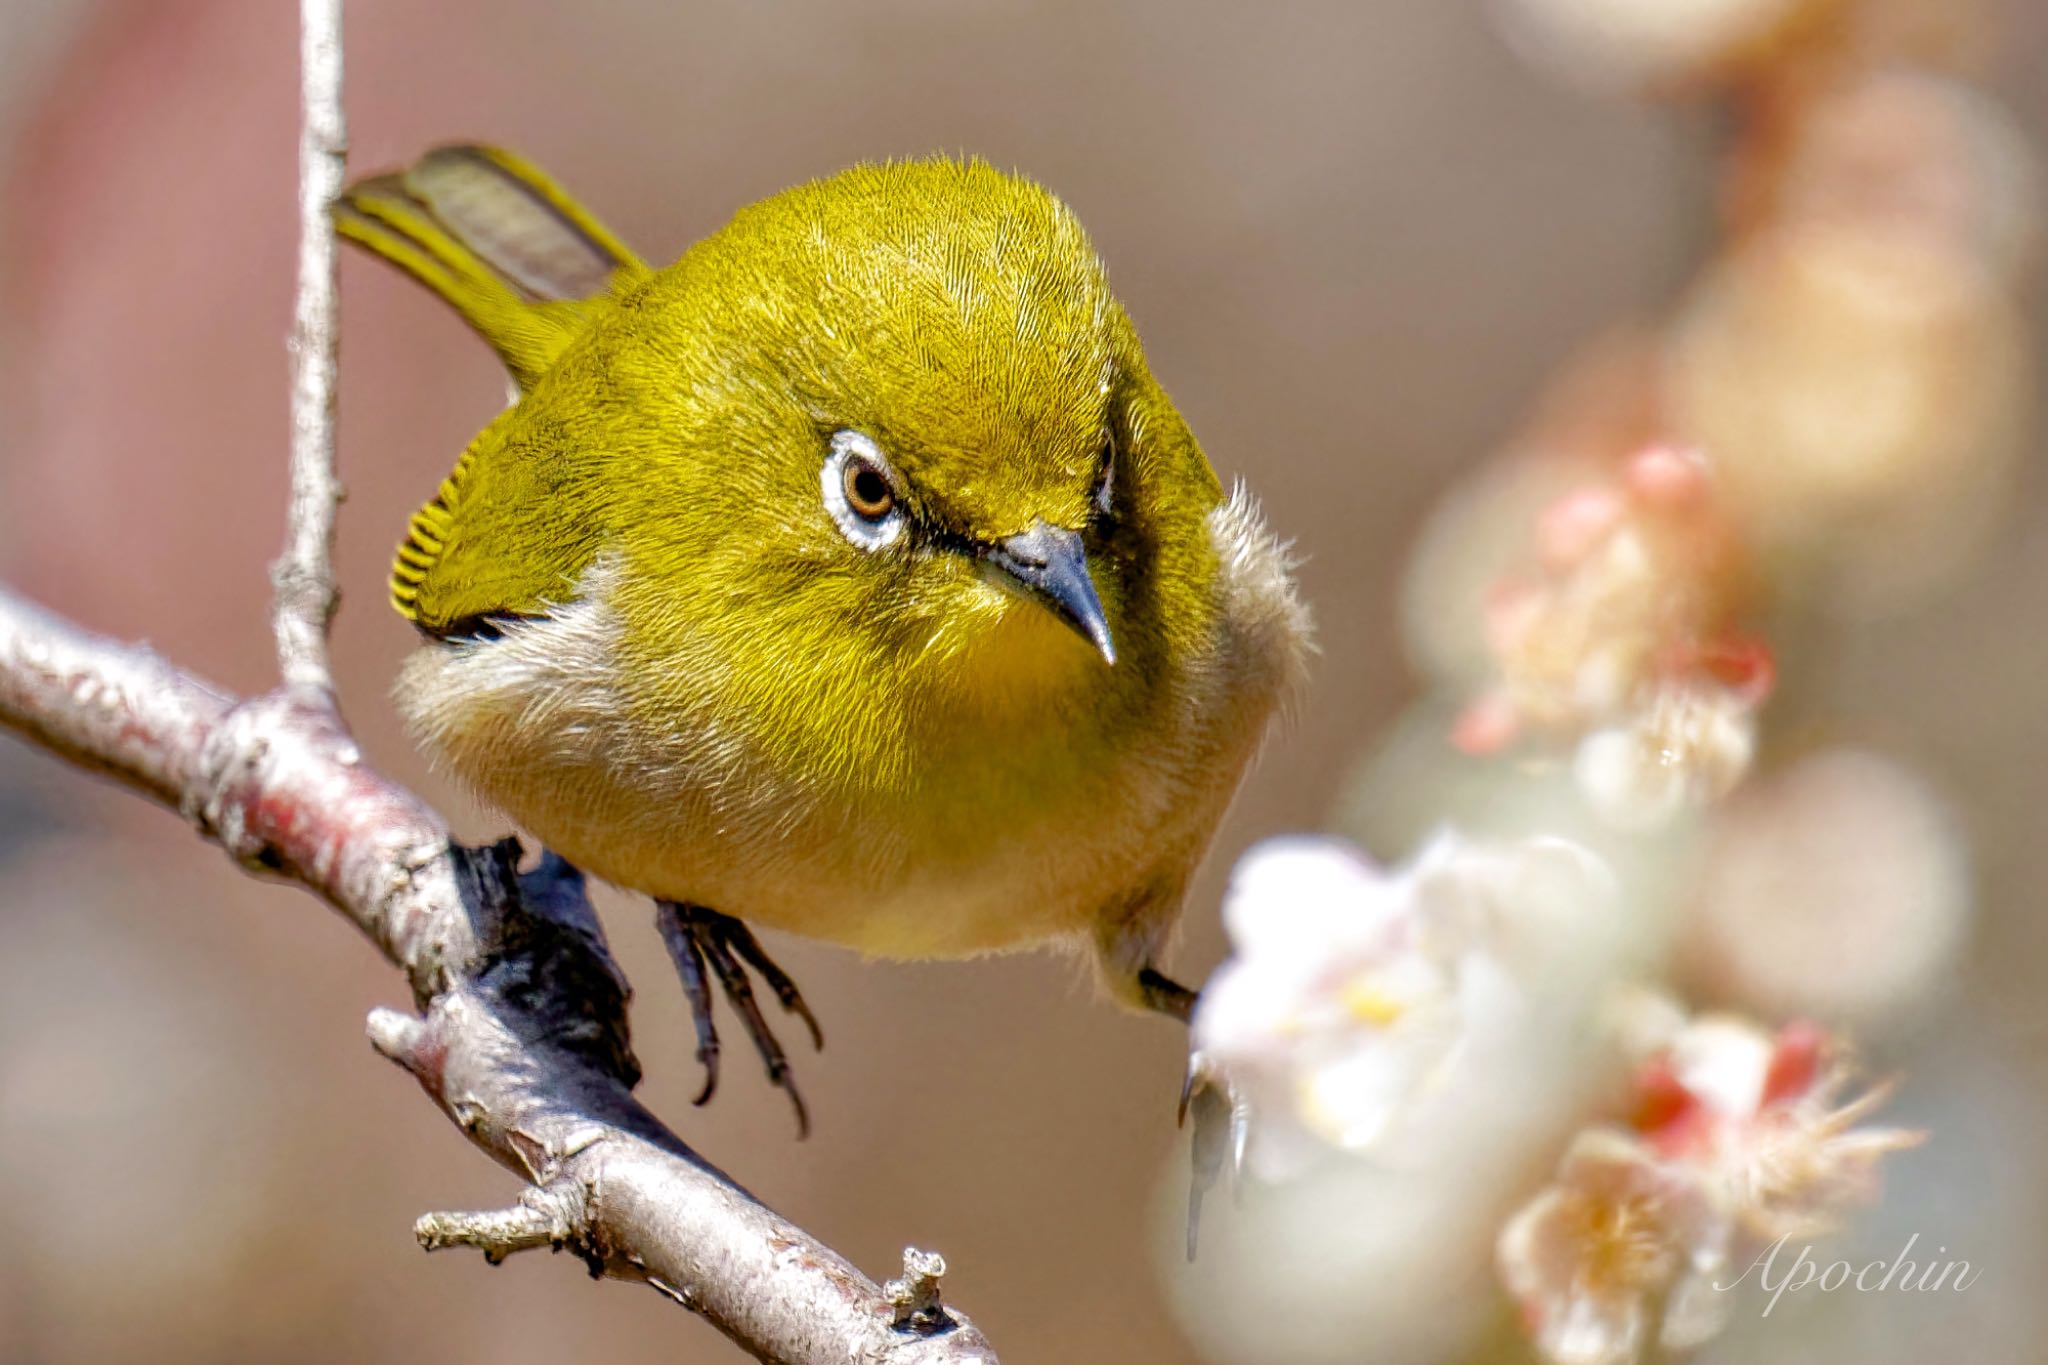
[
  {"left": 1448, "top": 446, "right": 1769, "bottom": 825},
  {"left": 1457, "top": 447, "right": 1764, "bottom": 747},
  {"left": 1498, "top": 1129, "right": 1734, "bottom": 1365},
  {"left": 1500, "top": 1011, "right": 1920, "bottom": 1364},
  {"left": 1403, "top": 454, "right": 1603, "bottom": 691},
  {"left": 1401, "top": 335, "right": 1667, "bottom": 690},
  {"left": 1572, "top": 683, "right": 1756, "bottom": 830},
  {"left": 1667, "top": 219, "right": 2031, "bottom": 612},
  {"left": 1170, "top": 830, "right": 1631, "bottom": 1365},
  {"left": 1735, "top": 70, "right": 2043, "bottom": 283},
  {"left": 1333, "top": 702, "right": 1702, "bottom": 989},
  {"left": 1683, "top": 749, "right": 1969, "bottom": 1028},
  {"left": 1192, "top": 831, "right": 1617, "bottom": 1180},
  {"left": 1294, "top": 5, "right": 2017, "bottom": 1364},
  {"left": 1490, "top": 0, "right": 1829, "bottom": 95}
]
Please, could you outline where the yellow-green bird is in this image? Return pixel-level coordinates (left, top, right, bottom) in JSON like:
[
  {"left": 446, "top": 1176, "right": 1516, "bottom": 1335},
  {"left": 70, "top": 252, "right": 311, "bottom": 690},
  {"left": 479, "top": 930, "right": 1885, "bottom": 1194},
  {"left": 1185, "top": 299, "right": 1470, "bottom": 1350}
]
[{"left": 335, "top": 146, "right": 1310, "bottom": 1130}]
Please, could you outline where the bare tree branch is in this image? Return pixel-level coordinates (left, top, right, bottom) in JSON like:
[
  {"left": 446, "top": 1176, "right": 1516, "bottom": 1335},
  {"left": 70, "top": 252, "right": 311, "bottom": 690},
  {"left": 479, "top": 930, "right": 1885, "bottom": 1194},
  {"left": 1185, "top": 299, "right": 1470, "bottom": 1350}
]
[
  {"left": 0, "top": 586, "right": 999, "bottom": 1364},
  {"left": 274, "top": 0, "right": 347, "bottom": 692},
  {"left": 0, "top": 2, "right": 1003, "bottom": 1360}
]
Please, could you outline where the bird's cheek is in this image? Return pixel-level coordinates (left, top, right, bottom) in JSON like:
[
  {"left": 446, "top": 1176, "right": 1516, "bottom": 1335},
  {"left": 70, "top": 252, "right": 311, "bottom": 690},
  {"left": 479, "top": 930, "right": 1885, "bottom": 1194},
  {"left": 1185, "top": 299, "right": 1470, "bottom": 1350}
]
[{"left": 912, "top": 571, "right": 1014, "bottom": 650}]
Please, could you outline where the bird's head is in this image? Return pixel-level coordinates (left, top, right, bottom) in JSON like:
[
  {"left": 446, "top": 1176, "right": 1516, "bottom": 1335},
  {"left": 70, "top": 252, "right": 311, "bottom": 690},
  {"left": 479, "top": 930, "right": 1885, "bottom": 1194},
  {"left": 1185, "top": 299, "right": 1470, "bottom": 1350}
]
[{"left": 599, "top": 158, "right": 1221, "bottom": 741}]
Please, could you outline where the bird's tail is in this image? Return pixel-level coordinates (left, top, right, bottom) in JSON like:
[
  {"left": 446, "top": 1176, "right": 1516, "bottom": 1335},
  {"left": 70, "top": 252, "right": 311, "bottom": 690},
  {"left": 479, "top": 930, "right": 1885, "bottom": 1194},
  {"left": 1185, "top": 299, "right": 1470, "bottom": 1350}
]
[{"left": 333, "top": 144, "right": 648, "bottom": 389}]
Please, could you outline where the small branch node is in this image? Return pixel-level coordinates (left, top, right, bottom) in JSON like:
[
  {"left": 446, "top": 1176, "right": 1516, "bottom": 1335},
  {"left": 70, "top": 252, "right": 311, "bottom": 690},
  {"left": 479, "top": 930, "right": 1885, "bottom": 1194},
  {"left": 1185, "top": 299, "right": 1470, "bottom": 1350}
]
[
  {"left": 415, "top": 1183, "right": 586, "bottom": 1267},
  {"left": 365, "top": 1006, "right": 427, "bottom": 1069},
  {"left": 450, "top": 1097, "right": 487, "bottom": 1134},
  {"left": 885, "top": 1246, "right": 953, "bottom": 1333}
]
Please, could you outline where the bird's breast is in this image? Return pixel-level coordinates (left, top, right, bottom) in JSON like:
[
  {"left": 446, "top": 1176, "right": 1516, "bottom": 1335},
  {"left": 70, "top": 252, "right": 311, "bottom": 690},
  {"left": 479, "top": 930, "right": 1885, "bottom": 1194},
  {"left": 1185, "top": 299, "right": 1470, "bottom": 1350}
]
[
  {"left": 395, "top": 586, "right": 1195, "bottom": 957},
  {"left": 394, "top": 487, "right": 1307, "bottom": 962}
]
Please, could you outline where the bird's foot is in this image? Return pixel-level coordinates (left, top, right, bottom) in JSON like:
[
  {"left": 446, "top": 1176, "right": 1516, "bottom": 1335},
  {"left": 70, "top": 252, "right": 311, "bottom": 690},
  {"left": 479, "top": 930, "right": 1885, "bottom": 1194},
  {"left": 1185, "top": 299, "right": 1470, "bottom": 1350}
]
[
  {"left": 1137, "top": 965, "right": 1199, "bottom": 1023},
  {"left": 1130, "top": 963, "right": 1244, "bottom": 1257},
  {"left": 653, "top": 901, "right": 824, "bottom": 1137},
  {"left": 1178, "top": 1050, "right": 1251, "bottom": 1260}
]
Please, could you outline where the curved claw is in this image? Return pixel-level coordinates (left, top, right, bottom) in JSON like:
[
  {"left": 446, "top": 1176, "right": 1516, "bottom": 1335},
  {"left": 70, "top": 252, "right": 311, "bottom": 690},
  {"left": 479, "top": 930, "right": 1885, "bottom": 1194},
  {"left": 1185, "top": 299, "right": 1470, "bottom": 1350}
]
[
  {"left": 655, "top": 908, "right": 729, "bottom": 1113},
  {"left": 723, "top": 918, "right": 825, "bottom": 1052},
  {"left": 654, "top": 905, "right": 722, "bottom": 1104},
  {"left": 654, "top": 901, "right": 819, "bottom": 1136},
  {"left": 1181, "top": 1050, "right": 1251, "bottom": 1261}
]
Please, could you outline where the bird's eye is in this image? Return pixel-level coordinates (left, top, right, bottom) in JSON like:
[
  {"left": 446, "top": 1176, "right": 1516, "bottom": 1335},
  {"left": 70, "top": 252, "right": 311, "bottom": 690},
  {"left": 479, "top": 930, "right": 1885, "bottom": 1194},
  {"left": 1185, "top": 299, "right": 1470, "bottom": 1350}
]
[
  {"left": 843, "top": 459, "right": 895, "bottom": 522},
  {"left": 822, "top": 430, "right": 906, "bottom": 551}
]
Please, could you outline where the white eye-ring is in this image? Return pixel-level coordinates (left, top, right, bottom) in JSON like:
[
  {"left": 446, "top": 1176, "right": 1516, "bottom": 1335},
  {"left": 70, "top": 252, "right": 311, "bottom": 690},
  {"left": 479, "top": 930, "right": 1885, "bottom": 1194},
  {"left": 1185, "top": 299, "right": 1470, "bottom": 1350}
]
[{"left": 822, "top": 429, "right": 906, "bottom": 551}]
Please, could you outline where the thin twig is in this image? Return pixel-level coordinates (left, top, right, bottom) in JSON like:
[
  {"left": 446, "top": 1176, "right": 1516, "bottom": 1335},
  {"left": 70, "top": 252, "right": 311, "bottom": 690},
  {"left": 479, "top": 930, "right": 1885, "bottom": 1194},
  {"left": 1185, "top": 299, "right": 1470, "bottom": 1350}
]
[{"left": 273, "top": 0, "right": 347, "bottom": 691}]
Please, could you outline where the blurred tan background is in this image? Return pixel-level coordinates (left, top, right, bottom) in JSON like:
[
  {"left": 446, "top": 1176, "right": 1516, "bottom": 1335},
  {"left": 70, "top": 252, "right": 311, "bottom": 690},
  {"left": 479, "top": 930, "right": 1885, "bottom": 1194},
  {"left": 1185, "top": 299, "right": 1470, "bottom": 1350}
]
[{"left": 0, "top": 1, "right": 2044, "bottom": 1361}]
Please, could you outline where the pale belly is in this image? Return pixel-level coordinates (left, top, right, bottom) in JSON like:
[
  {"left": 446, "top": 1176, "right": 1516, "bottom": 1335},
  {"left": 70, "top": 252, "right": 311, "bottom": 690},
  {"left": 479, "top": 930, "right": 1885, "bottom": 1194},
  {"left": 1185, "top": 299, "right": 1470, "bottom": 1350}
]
[
  {"left": 397, "top": 616, "right": 1224, "bottom": 962},
  {"left": 514, "top": 761, "right": 1185, "bottom": 959}
]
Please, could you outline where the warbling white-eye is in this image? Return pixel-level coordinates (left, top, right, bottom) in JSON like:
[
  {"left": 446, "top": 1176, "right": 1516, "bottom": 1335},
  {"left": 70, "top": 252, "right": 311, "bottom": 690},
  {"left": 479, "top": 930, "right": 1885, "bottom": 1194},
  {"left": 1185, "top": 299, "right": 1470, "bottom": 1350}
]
[{"left": 335, "top": 146, "right": 1311, "bottom": 1131}]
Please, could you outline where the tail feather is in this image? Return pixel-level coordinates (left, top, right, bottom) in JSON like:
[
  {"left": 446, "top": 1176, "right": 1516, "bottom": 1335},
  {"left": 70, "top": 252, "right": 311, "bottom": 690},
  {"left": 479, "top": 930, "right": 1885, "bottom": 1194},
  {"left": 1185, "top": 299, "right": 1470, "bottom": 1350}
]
[{"left": 333, "top": 144, "right": 647, "bottom": 389}]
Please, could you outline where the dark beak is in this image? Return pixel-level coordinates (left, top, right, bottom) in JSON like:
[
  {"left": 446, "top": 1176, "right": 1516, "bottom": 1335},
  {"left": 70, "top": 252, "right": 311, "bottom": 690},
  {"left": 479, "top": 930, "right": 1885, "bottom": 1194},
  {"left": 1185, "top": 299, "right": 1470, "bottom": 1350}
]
[{"left": 984, "top": 521, "right": 1117, "bottom": 666}]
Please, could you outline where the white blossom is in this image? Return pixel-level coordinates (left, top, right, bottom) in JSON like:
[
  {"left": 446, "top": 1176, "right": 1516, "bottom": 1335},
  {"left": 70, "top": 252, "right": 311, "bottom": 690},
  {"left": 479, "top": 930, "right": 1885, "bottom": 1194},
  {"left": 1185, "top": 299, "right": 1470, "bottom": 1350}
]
[{"left": 1192, "top": 831, "right": 1615, "bottom": 1179}]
